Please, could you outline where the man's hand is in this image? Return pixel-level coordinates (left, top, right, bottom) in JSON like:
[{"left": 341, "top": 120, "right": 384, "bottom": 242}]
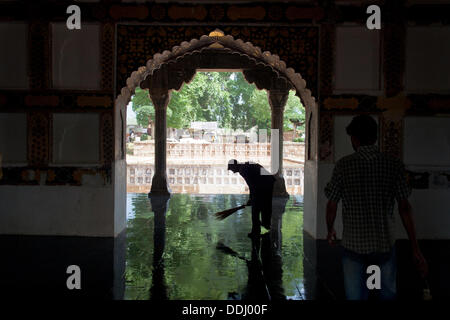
[
  {"left": 327, "top": 228, "right": 337, "bottom": 246},
  {"left": 246, "top": 199, "right": 252, "bottom": 206},
  {"left": 398, "top": 199, "right": 429, "bottom": 278},
  {"left": 412, "top": 248, "right": 429, "bottom": 278},
  {"left": 326, "top": 200, "right": 338, "bottom": 246}
]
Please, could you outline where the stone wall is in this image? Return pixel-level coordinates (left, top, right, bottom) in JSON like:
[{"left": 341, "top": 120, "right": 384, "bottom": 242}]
[
  {"left": 127, "top": 141, "right": 305, "bottom": 194},
  {"left": 127, "top": 164, "right": 304, "bottom": 195},
  {"left": 133, "top": 141, "right": 305, "bottom": 161}
]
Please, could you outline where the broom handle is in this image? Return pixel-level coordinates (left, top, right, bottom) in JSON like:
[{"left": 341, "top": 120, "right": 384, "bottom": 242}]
[
  {"left": 228, "top": 204, "right": 246, "bottom": 212},
  {"left": 227, "top": 204, "right": 246, "bottom": 214},
  {"left": 214, "top": 204, "right": 246, "bottom": 218}
]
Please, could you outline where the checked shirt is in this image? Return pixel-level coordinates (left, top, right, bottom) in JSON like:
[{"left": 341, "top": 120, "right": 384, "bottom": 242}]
[{"left": 325, "top": 145, "right": 411, "bottom": 254}]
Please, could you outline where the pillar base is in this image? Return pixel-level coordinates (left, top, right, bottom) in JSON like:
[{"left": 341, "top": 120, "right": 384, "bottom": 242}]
[
  {"left": 149, "top": 193, "right": 171, "bottom": 211},
  {"left": 272, "top": 175, "right": 289, "bottom": 197},
  {"left": 149, "top": 174, "right": 171, "bottom": 196}
]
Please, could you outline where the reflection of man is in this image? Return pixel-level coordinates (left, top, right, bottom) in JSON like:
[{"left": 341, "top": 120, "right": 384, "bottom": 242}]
[
  {"left": 260, "top": 233, "right": 285, "bottom": 301},
  {"left": 325, "top": 115, "right": 428, "bottom": 300},
  {"left": 243, "top": 233, "right": 285, "bottom": 301},
  {"left": 227, "top": 160, "right": 275, "bottom": 237},
  {"left": 243, "top": 234, "right": 270, "bottom": 301}
]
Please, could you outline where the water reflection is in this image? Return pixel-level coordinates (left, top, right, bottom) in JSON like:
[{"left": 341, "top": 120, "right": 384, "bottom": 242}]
[
  {"left": 216, "top": 232, "right": 285, "bottom": 301},
  {"left": 149, "top": 194, "right": 170, "bottom": 300},
  {"left": 125, "top": 193, "right": 304, "bottom": 300}
]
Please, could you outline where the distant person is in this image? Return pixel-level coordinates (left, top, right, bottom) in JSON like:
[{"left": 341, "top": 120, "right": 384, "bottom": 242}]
[
  {"left": 227, "top": 160, "right": 275, "bottom": 238},
  {"left": 130, "top": 130, "right": 135, "bottom": 142},
  {"left": 324, "top": 115, "right": 428, "bottom": 300}
]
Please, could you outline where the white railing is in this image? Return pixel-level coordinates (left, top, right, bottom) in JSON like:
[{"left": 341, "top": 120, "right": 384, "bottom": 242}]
[
  {"left": 133, "top": 141, "right": 305, "bottom": 160},
  {"left": 127, "top": 164, "right": 304, "bottom": 195}
]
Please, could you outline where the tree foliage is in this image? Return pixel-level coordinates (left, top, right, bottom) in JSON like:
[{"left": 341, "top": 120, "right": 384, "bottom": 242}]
[
  {"left": 284, "top": 91, "right": 306, "bottom": 132},
  {"left": 131, "top": 72, "right": 305, "bottom": 133}
]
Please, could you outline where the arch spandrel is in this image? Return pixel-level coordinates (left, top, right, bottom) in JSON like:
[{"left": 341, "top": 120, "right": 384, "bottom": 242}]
[
  {"left": 141, "top": 49, "right": 293, "bottom": 94},
  {"left": 116, "top": 29, "right": 316, "bottom": 112}
]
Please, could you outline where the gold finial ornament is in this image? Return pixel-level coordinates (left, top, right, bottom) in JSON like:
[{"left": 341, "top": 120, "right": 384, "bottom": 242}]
[{"left": 209, "top": 29, "right": 225, "bottom": 37}]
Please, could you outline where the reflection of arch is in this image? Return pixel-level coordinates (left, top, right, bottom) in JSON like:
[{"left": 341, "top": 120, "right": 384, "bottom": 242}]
[{"left": 115, "top": 30, "right": 318, "bottom": 195}]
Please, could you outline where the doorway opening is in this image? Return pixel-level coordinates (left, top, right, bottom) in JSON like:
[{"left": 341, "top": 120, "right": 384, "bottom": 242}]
[
  {"left": 125, "top": 71, "right": 305, "bottom": 196},
  {"left": 116, "top": 30, "right": 318, "bottom": 300}
]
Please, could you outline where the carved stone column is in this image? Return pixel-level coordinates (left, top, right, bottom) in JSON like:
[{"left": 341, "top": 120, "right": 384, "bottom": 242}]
[
  {"left": 149, "top": 90, "right": 171, "bottom": 195},
  {"left": 268, "top": 90, "right": 289, "bottom": 197}
]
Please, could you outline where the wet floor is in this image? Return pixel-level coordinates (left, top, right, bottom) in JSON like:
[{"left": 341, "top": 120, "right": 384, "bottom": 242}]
[{"left": 125, "top": 193, "right": 305, "bottom": 300}]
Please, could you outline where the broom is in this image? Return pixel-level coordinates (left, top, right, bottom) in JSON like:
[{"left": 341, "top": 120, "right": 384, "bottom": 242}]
[
  {"left": 214, "top": 204, "right": 247, "bottom": 221},
  {"left": 216, "top": 242, "right": 248, "bottom": 261}
]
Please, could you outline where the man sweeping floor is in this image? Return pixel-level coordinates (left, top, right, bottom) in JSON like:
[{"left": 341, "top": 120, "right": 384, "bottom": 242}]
[{"left": 227, "top": 159, "right": 275, "bottom": 238}]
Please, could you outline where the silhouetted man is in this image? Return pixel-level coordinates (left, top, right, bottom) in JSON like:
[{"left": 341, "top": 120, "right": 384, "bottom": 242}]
[
  {"left": 325, "top": 115, "right": 428, "bottom": 300},
  {"left": 228, "top": 160, "right": 275, "bottom": 237}
]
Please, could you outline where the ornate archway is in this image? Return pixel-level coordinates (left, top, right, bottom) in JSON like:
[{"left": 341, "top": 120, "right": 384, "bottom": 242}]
[{"left": 115, "top": 30, "right": 318, "bottom": 197}]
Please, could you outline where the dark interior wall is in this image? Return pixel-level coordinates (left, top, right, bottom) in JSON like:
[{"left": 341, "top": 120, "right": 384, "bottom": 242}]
[
  {"left": 0, "top": 1, "right": 449, "bottom": 234},
  {"left": 0, "top": 233, "right": 126, "bottom": 299},
  {"left": 0, "top": 0, "right": 449, "bottom": 300},
  {"left": 0, "top": 0, "right": 449, "bottom": 185}
]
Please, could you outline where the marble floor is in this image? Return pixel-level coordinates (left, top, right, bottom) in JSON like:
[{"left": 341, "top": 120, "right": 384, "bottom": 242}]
[
  {"left": 1, "top": 193, "right": 449, "bottom": 300},
  {"left": 125, "top": 193, "right": 305, "bottom": 300}
]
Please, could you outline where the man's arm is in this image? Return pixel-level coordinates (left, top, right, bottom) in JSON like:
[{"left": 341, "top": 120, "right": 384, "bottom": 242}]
[
  {"left": 326, "top": 200, "right": 338, "bottom": 245},
  {"left": 398, "top": 199, "right": 428, "bottom": 278},
  {"left": 324, "top": 161, "right": 342, "bottom": 246}
]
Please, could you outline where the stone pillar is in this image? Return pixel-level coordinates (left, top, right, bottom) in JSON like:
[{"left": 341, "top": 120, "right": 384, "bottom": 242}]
[
  {"left": 268, "top": 90, "right": 289, "bottom": 197},
  {"left": 149, "top": 90, "right": 171, "bottom": 195}
]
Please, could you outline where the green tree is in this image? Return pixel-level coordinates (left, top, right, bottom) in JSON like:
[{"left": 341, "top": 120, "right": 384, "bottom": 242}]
[
  {"left": 248, "top": 90, "right": 305, "bottom": 132},
  {"left": 284, "top": 91, "right": 305, "bottom": 132},
  {"left": 227, "top": 72, "right": 257, "bottom": 130},
  {"left": 248, "top": 89, "right": 271, "bottom": 131},
  {"left": 131, "top": 87, "right": 154, "bottom": 128},
  {"left": 130, "top": 72, "right": 305, "bottom": 133},
  {"left": 175, "top": 72, "right": 233, "bottom": 128},
  {"left": 131, "top": 73, "right": 235, "bottom": 129}
]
